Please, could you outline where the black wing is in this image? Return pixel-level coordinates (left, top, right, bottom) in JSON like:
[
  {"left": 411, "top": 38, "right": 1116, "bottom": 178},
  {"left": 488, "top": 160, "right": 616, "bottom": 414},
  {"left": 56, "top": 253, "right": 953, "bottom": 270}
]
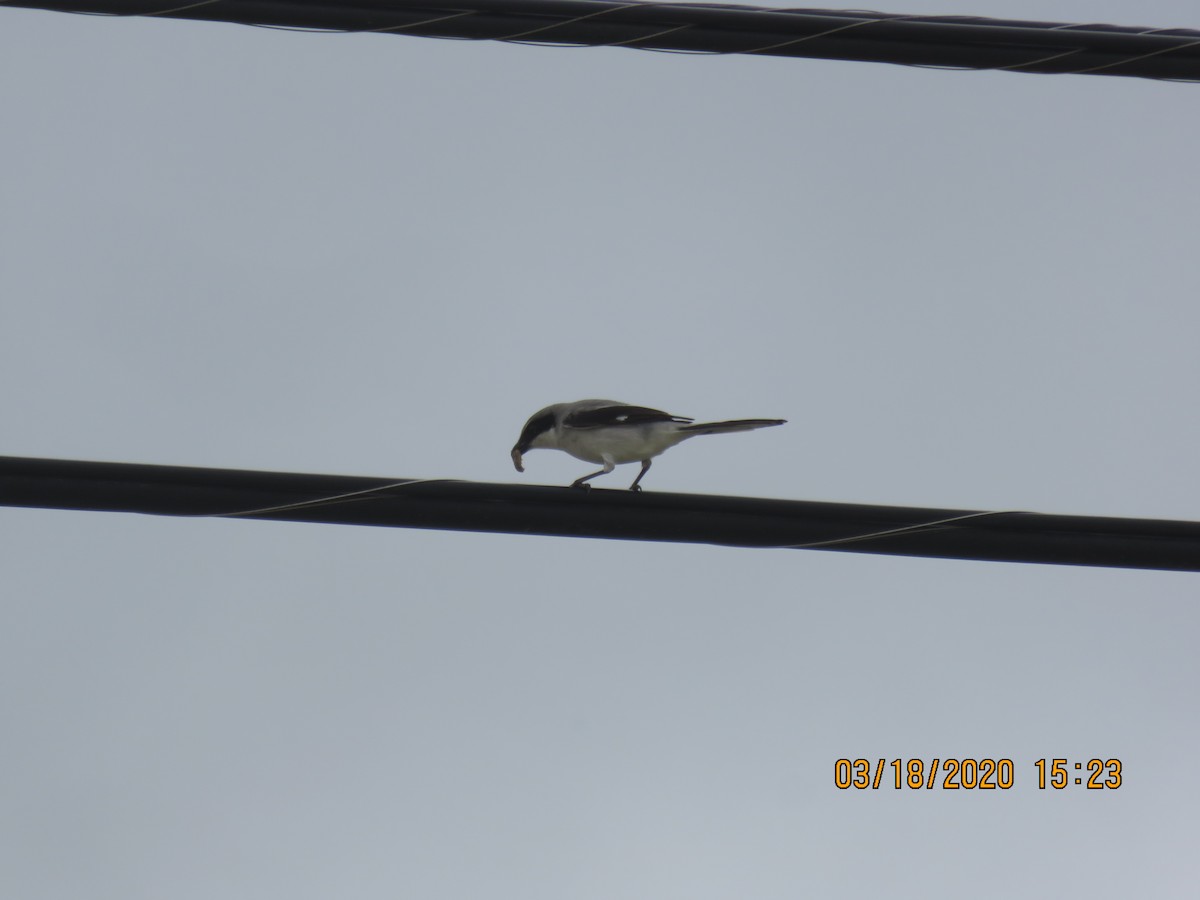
[{"left": 564, "top": 404, "right": 693, "bottom": 429}]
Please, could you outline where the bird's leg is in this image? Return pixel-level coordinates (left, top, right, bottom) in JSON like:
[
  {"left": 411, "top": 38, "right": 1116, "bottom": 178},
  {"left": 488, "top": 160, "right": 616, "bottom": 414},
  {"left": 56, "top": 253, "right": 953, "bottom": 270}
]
[
  {"left": 570, "top": 459, "right": 615, "bottom": 490},
  {"left": 569, "top": 472, "right": 602, "bottom": 490},
  {"left": 628, "top": 459, "right": 651, "bottom": 492}
]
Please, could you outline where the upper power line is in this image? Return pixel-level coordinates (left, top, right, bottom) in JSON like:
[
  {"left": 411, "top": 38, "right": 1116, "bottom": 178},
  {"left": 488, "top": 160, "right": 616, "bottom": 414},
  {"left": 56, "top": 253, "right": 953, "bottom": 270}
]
[
  {"left": 6, "top": 0, "right": 1200, "bottom": 81},
  {"left": 2, "top": 455, "right": 1198, "bottom": 572}
]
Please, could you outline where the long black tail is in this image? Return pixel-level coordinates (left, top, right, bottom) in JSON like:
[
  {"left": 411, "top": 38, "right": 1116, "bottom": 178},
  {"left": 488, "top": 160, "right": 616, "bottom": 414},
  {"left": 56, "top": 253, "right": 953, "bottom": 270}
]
[{"left": 679, "top": 418, "right": 786, "bottom": 436}]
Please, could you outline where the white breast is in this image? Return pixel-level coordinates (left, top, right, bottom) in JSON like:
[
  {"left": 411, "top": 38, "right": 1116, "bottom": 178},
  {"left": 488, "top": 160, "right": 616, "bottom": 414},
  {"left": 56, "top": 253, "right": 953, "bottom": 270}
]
[{"left": 558, "top": 423, "right": 690, "bottom": 465}]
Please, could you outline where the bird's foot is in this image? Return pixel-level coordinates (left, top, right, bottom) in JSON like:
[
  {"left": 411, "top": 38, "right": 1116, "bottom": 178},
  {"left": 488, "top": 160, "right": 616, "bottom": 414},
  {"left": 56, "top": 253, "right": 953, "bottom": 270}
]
[
  {"left": 629, "top": 484, "right": 643, "bottom": 493},
  {"left": 569, "top": 481, "right": 593, "bottom": 492}
]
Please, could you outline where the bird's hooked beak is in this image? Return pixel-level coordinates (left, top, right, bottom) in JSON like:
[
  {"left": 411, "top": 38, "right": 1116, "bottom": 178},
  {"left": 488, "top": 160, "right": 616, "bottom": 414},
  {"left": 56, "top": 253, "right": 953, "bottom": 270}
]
[{"left": 511, "top": 447, "right": 525, "bottom": 473}]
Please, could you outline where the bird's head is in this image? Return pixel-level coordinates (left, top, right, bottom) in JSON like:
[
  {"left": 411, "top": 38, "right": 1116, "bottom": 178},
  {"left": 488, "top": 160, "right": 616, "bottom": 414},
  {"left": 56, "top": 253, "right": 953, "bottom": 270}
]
[{"left": 511, "top": 406, "right": 560, "bottom": 473}]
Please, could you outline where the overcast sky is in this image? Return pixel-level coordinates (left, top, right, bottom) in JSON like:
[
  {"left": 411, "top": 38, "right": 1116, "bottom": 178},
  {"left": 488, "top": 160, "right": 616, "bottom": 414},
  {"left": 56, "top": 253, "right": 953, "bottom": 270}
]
[{"left": 2, "top": 1, "right": 1199, "bottom": 897}]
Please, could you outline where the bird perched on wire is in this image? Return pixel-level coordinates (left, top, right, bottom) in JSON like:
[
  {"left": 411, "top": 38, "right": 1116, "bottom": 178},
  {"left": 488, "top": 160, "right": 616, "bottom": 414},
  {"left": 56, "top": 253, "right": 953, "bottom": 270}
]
[{"left": 510, "top": 399, "right": 785, "bottom": 491}]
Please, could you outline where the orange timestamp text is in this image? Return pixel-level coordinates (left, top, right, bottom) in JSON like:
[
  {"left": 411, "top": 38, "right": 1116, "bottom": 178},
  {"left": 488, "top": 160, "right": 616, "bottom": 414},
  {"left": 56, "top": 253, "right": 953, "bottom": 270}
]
[{"left": 834, "top": 758, "right": 1123, "bottom": 790}]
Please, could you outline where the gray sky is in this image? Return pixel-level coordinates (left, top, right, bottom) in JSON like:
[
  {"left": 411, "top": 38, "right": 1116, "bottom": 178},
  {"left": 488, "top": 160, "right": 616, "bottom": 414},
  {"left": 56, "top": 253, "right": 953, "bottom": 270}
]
[{"left": 2, "top": 1, "right": 1198, "bottom": 897}]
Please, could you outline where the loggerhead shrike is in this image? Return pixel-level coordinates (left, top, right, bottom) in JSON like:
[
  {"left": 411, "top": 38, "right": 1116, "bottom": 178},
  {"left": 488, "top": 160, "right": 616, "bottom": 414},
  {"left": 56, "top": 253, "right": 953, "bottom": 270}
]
[{"left": 511, "top": 399, "right": 785, "bottom": 491}]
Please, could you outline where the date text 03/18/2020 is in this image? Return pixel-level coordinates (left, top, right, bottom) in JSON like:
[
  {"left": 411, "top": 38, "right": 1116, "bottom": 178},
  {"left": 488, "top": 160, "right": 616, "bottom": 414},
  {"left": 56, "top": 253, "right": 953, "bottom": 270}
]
[{"left": 833, "top": 758, "right": 1123, "bottom": 790}]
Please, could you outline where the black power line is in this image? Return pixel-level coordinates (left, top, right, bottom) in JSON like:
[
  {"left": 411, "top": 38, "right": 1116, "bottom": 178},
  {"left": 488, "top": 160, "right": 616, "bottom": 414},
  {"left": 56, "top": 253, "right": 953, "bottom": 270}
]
[
  {"left": 6, "top": 0, "right": 1200, "bottom": 81},
  {"left": 2, "top": 455, "right": 1197, "bottom": 571}
]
